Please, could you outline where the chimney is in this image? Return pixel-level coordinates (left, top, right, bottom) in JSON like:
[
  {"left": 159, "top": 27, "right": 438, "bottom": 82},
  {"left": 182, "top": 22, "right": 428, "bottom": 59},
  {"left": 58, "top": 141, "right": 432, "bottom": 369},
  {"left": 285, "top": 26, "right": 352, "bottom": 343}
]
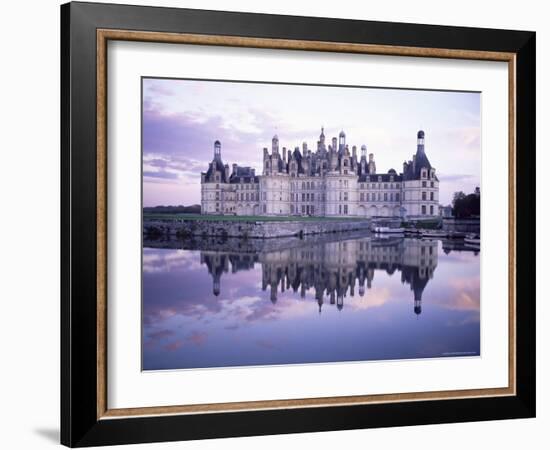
[
  {"left": 224, "top": 164, "right": 230, "bottom": 180},
  {"left": 302, "top": 142, "right": 307, "bottom": 156},
  {"left": 352, "top": 145, "right": 357, "bottom": 158},
  {"left": 282, "top": 147, "right": 287, "bottom": 162},
  {"left": 232, "top": 163, "right": 237, "bottom": 175},
  {"left": 369, "top": 153, "right": 374, "bottom": 162},
  {"left": 412, "top": 155, "right": 416, "bottom": 172}
]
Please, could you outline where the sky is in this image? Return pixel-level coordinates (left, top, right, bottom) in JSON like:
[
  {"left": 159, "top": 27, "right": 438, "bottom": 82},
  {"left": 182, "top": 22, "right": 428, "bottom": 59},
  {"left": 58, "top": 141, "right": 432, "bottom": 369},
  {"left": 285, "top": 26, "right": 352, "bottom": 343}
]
[{"left": 142, "top": 77, "right": 481, "bottom": 207}]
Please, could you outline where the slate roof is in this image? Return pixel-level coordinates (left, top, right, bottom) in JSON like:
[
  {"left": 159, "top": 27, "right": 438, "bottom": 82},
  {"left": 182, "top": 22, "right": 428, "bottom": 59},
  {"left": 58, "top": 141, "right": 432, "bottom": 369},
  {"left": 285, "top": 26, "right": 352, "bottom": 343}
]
[
  {"left": 403, "top": 147, "right": 433, "bottom": 181},
  {"left": 203, "top": 158, "right": 227, "bottom": 183},
  {"left": 358, "top": 173, "right": 403, "bottom": 183}
]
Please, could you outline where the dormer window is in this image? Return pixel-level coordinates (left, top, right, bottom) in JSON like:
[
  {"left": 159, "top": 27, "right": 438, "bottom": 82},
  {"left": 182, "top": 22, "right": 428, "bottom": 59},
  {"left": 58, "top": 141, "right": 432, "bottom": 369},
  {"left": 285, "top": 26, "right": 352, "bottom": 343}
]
[{"left": 421, "top": 169, "right": 427, "bottom": 179}]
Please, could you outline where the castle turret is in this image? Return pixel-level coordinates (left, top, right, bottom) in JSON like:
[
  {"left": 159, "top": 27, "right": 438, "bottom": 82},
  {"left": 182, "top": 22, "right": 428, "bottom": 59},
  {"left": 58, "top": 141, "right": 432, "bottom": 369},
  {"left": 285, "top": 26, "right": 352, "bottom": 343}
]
[
  {"left": 417, "top": 129, "right": 425, "bottom": 153},
  {"left": 338, "top": 130, "right": 346, "bottom": 152},
  {"left": 368, "top": 153, "right": 376, "bottom": 173},
  {"left": 272, "top": 134, "right": 279, "bottom": 155},
  {"left": 214, "top": 140, "right": 221, "bottom": 161}
]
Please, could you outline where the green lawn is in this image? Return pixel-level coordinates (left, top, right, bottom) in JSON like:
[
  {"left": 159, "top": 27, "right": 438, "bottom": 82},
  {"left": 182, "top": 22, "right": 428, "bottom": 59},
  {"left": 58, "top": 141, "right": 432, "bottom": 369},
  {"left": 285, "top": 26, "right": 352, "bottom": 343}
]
[{"left": 143, "top": 213, "right": 366, "bottom": 222}]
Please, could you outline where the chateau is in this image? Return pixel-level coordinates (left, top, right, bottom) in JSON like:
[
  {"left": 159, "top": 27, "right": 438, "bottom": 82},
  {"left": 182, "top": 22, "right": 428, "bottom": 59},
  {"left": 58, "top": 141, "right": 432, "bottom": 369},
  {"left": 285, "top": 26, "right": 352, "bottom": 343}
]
[{"left": 201, "top": 128, "right": 439, "bottom": 218}]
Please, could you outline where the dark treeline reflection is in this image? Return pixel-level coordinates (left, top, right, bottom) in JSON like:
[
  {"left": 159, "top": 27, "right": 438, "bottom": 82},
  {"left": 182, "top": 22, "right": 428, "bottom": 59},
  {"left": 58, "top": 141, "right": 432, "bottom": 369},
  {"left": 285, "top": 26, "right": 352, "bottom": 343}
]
[{"left": 143, "top": 234, "right": 480, "bottom": 370}]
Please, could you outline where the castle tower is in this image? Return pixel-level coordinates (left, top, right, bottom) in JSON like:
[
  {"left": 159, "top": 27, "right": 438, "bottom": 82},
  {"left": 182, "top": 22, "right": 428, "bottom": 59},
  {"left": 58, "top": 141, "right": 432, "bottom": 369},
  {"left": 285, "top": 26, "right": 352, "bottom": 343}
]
[
  {"left": 338, "top": 130, "right": 346, "bottom": 152},
  {"left": 272, "top": 134, "right": 279, "bottom": 155},
  {"left": 417, "top": 129, "right": 425, "bottom": 152},
  {"left": 319, "top": 126, "right": 326, "bottom": 150},
  {"left": 368, "top": 153, "right": 376, "bottom": 173},
  {"left": 214, "top": 140, "right": 221, "bottom": 161}
]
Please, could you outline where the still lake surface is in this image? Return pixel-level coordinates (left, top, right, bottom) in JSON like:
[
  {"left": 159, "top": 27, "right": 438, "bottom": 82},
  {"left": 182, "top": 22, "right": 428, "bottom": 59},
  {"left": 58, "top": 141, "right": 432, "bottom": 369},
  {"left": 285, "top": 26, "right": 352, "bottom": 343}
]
[{"left": 142, "top": 233, "right": 480, "bottom": 370}]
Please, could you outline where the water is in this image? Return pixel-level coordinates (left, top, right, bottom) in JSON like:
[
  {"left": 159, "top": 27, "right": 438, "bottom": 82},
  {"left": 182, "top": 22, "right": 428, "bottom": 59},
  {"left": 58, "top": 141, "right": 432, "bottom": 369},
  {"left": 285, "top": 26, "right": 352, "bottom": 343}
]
[{"left": 142, "top": 234, "right": 480, "bottom": 370}]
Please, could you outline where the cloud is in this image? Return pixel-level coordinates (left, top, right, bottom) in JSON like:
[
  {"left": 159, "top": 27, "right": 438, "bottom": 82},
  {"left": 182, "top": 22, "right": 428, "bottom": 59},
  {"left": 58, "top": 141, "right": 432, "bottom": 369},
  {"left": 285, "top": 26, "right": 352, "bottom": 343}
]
[
  {"left": 143, "top": 170, "right": 179, "bottom": 180},
  {"left": 438, "top": 174, "right": 475, "bottom": 182}
]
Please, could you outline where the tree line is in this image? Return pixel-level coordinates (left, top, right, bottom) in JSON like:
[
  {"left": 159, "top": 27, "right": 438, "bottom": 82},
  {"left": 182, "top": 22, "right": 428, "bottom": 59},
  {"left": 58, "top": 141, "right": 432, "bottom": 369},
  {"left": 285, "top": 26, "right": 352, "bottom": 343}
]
[{"left": 452, "top": 189, "right": 480, "bottom": 219}]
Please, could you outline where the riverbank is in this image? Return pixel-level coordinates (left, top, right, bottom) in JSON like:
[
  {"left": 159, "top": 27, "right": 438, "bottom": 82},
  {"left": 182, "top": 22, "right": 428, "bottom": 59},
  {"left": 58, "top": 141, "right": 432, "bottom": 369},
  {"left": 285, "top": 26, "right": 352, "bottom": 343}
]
[{"left": 144, "top": 216, "right": 371, "bottom": 239}]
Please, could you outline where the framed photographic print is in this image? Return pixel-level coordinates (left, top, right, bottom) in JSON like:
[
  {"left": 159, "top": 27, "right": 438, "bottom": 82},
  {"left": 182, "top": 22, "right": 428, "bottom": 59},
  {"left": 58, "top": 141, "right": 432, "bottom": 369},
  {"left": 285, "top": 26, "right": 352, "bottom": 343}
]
[{"left": 60, "top": 1, "right": 536, "bottom": 447}]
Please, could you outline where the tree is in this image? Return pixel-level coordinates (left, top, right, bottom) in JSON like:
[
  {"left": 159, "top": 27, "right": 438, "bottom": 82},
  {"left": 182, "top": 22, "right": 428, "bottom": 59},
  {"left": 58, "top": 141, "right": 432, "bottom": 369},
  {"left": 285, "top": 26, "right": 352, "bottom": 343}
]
[{"left": 452, "top": 190, "right": 480, "bottom": 219}]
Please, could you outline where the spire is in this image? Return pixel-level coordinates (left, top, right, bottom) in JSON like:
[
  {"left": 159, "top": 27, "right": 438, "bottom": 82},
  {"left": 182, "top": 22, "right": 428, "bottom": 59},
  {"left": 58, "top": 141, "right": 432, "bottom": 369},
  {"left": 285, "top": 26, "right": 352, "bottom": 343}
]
[
  {"left": 214, "top": 140, "right": 221, "bottom": 160},
  {"left": 417, "top": 129, "right": 425, "bottom": 153}
]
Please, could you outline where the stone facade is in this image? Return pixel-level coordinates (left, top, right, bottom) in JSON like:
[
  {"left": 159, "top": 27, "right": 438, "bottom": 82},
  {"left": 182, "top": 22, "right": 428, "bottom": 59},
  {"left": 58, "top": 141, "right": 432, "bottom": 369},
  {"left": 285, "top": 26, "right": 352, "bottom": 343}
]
[{"left": 201, "top": 128, "right": 439, "bottom": 218}]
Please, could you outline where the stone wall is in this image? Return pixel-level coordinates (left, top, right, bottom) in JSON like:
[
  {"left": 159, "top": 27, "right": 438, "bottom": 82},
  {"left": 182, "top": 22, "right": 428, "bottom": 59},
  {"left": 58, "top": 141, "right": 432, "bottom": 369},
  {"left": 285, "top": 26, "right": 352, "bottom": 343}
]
[
  {"left": 144, "top": 218, "right": 371, "bottom": 239},
  {"left": 442, "top": 218, "right": 480, "bottom": 233}
]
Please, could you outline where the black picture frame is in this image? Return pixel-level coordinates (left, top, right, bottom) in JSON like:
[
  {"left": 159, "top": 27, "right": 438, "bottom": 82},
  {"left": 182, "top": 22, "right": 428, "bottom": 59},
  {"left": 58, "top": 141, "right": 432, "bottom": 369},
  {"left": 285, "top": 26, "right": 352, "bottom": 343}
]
[{"left": 61, "top": 1, "right": 535, "bottom": 447}]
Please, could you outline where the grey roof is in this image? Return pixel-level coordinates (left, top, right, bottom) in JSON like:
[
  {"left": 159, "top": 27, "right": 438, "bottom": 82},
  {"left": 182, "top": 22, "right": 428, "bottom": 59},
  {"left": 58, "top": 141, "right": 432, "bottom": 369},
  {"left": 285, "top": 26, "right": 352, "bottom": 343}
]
[
  {"left": 358, "top": 173, "right": 403, "bottom": 183},
  {"left": 229, "top": 166, "right": 259, "bottom": 184},
  {"left": 203, "top": 158, "right": 227, "bottom": 183},
  {"left": 403, "top": 147, "right": 433, "bottom": 181}
]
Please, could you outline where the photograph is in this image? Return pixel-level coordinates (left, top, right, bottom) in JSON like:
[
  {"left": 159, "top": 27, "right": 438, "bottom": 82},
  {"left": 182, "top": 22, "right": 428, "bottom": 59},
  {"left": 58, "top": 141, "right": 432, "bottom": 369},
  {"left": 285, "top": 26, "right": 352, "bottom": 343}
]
[{"left": 141, "top": 78, "right": 482, "bottom": 371}]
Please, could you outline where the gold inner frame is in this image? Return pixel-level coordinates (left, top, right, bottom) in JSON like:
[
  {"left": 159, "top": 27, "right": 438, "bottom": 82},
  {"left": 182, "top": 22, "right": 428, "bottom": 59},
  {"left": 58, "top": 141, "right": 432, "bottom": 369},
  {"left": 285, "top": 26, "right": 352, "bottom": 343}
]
[{"left": 96, "top": 29, "right": 517, "bottom": 420}]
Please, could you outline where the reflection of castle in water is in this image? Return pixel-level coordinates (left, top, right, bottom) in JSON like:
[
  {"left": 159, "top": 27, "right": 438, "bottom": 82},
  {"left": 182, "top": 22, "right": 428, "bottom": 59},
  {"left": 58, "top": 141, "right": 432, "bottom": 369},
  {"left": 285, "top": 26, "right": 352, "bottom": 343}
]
[{"left": 200, "top": 237, "right": 438, "bottom": 316}]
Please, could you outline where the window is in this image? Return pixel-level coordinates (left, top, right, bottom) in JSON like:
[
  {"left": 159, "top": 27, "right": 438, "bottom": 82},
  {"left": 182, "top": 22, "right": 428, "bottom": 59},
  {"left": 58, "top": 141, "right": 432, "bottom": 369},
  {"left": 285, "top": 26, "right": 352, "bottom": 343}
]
[
  {"left": 339, "top": 205, "right": 342, "bottom": 214},
  {"left": 430, "top": 192, "right": 434, "bottom": 201},
  {"left": 396, "top": 193, "right": 400, "bottom": 201},
  {"left": 390, "top": 193, "right": 393, "bottom": 202},
  {"left": 360, "top": 183, "right": 364, "bottom": 189},
  {"left": 302, "top": 205, "right": 306, "bottom": 214},
  {"left": 430, "top": 181, "right": 434, "bottom": 188},
  {"left": 263, "top": 205, "right": 266, "bottom": 213},
  {"left": 384, "top": 183, "right": 388, "bottom": 189},
  {"left": 422, "top": 191, "right": 427, "bottom": 200},
  {"left": 344, "top": 192, "right": 348, "bottom": 201},
  {"left": 422, "top": 205, "right": 426, "bottom": 215},
  {"left": 396, "top": 183, "right": 400, "bottom": 188},
  {"left": 344, "top": 205, "right": 348, "bottom": 215},
  {"left": 311, "top": 193, "right": 315, "bottom": 201},
  {"left": 384, "top": 193, "right": 387, "bottom": 201},
  {"left": 430, "top": 205, "right": 434, "bottom": 215},
  {"left": 366, "top": 193, "right": 370, "bottom": 201},
  {"left": 290, "top": 204, "right": 294, "bottom": 213},
  {"left": 422, "top": 181, "right": 427, "bottom": 187},
  {"left": 302, "top": 193, "right": 305, "bottom": 201},
  {"left": 360, "top": 193, "right": 364, "bottom": 201}
]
